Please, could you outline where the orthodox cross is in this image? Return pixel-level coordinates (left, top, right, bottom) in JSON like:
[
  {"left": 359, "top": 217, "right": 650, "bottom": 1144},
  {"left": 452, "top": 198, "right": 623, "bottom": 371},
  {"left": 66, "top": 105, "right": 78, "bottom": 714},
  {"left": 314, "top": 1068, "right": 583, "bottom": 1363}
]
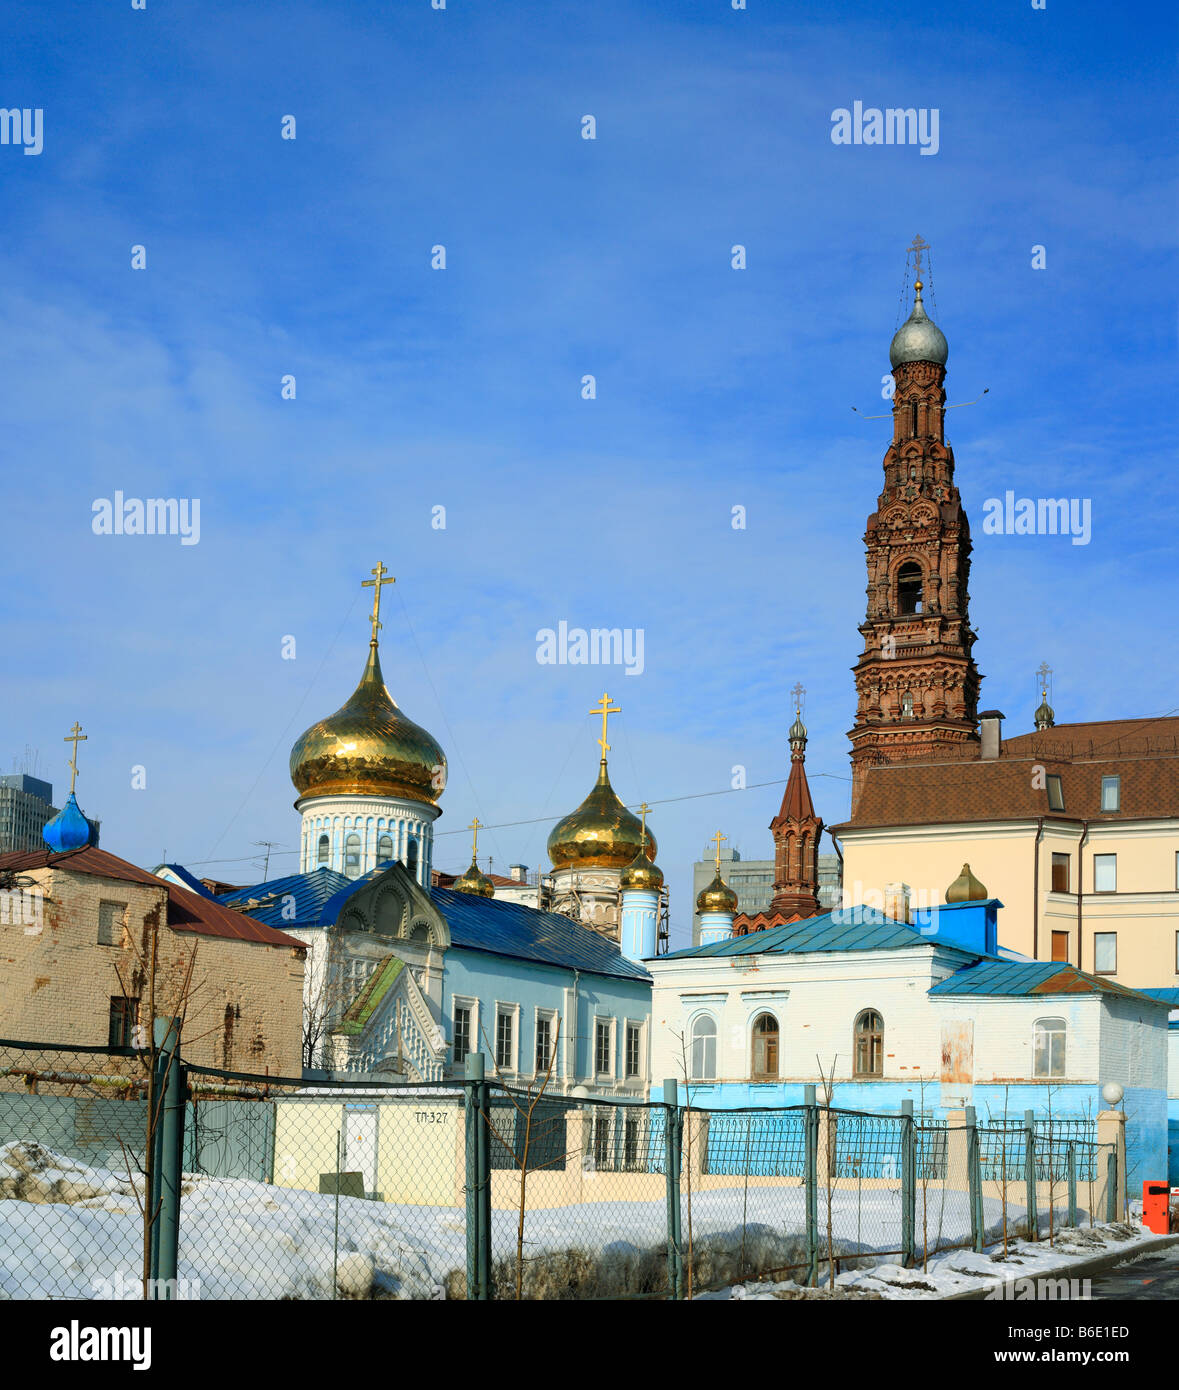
[
  {"left": 361, "top": 562, "right": 395, "bottom": 643},
  {"left": 638, "top": 801, "right": 652, "bottom": 853},
  {"left": 711, "top": 829, "right": 728, "bottom": 873},
  {"left": 590, "top": 692, "right": 620, "bottom": 758},
  {"left": 1036, "top": 661, "right": 1053, "bottom": 700},
  {"left": 63, "top": 722, "right": 87, "bottom": 796},
  {"left": 907, "top": 233, "right": 930, "bottom": 283},
  {"left": 467, "top": 816, "right": 483, "bottom": 861},
  {"left": 791, "top": 682, "right": 806, "bottom": 718}
]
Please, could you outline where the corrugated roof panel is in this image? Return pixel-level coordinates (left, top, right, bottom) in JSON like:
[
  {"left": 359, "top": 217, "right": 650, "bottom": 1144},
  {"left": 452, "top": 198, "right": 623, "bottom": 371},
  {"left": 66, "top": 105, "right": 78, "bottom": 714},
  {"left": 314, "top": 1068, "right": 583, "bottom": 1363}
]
[
  {"left": 661, "top": 906, "right": 934, "bottom": 960},
  {"left": 929, "top": 960, "right": 1164, "bottom": 1002}
]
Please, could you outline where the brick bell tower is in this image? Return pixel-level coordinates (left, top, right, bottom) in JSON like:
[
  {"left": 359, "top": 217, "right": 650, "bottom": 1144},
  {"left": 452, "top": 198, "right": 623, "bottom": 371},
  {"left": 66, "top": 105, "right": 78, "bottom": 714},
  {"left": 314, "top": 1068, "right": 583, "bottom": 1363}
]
[
  {"left": 770, "top": 686, "right": 823, "bottom": 919},
  {"left": 849, "top": 240, "right": 981, "bottom": 813}
]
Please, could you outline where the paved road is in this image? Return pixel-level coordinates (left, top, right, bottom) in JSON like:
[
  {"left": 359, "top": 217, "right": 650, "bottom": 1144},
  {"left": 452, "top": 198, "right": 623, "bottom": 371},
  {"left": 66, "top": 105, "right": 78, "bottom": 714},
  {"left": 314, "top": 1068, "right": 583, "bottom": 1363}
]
[{"left": 1088, "top": 1245, "right": 1179, "bottom": 1300}]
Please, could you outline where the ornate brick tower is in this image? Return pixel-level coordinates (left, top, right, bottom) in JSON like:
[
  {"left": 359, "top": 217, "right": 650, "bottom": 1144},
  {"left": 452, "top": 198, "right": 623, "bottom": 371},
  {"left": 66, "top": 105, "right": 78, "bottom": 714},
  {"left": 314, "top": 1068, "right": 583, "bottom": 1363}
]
[
  {"left": 769, "top": 695, "right": 823, "bottom": 918},
  {"left": 849, "top": 248, "right": 981, "bottom": 813}
]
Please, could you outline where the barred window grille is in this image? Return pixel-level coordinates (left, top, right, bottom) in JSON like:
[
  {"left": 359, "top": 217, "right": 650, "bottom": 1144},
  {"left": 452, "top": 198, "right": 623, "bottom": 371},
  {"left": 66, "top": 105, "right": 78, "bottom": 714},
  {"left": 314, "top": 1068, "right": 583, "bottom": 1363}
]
[
  {"left": 535, "top": 1015, "right": 552, "bottom": 1073},
  {"left": 496, "top": 1010, "right": 514, "bottom": 1070},
  {"left": 453, "top": 1006, "right": 471, "bottom": 1064}
]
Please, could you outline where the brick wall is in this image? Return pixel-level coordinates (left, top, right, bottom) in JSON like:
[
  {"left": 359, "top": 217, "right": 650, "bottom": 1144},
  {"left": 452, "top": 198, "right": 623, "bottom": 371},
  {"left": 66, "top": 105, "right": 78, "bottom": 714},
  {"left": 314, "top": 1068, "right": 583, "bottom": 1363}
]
[{"left": 0, "top": 864, "right": 304, "bottom": 1074}]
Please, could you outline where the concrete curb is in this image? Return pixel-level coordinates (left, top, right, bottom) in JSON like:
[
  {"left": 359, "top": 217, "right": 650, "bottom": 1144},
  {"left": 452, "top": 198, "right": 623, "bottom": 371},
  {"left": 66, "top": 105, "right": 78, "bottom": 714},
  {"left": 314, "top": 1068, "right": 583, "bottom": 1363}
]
[{"left": 944, "top": 1233, "right": 1179, "bottom": 1301}]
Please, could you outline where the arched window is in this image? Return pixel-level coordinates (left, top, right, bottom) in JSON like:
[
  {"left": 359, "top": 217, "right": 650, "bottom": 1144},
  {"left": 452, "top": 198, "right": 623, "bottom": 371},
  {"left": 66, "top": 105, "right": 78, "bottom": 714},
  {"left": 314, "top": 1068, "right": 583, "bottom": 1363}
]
[
  {"left": 690, "top": 1016, "right": 717, "bottom": 1081},
  {"left": 751, "top": 1013, "right": 779, "bottom": 1081},
  {"left": 854, "top": 1010, "right": 884, "bottom": 1078},
  {"left": 316, "top": 833, "right": 330, "bottom": 865},
  {"left": 897, "top": 562, "right": 923, "bottom": 615},
  {"left": 901, "top": 690, "right": 915, "bottom": 719},
  {"left": 910, "top": 400, "right": 918, "bottom": 437},
  {"left": 1033, "top": 1018, "right": 1066, "bottom": 1078},
  {"left": 376, "top": 834, "right": 393, "bottom": 866},
  {"left": 343, "top": 832, "right": 362, "bottom": 880},
  {"left": 406, "top": 837, "right": 419, "bottom": 876}
]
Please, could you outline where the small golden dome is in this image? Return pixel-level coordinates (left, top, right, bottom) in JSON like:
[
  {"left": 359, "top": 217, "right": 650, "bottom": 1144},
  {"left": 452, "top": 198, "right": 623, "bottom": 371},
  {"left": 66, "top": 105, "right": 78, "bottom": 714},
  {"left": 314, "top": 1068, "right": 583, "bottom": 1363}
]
[
  {"left": 453, "top": 857, "right": 495, "bottom": 897},
  {"left": 547, "top": 761, "right": 656, "bottom": 871},
  {"left": 620, "top": 845, "right": 664, "bottom": 892},
  {"left": 697, "top": 870, "right": 738, "bottom": 915},
  {"left": 290, "top": 642, "right": 446, "bottom": 805},
  {"left": 946, "top": 862, "right": 988, "bottom": 903}
]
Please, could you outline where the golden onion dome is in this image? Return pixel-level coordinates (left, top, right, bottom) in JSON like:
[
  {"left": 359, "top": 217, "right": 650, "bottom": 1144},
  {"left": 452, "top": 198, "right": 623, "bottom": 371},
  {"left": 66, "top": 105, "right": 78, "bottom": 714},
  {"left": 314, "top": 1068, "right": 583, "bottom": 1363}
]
[
  {"left": 290, "top": 642, "right": 447, "bottom": 805},
  {"left": 547, "top": 761, "right": 657, "bottom": 871},
  {"left": 946, "top": 862, "right": 988, "bottom": 903},
  {"left": 453, "top": 857, "right": 495, "bottom": 897},
  {"left": 697, "top": 870, "right": 738, "bottom": 915},
  {"left": 620, "top": 844, "right": 664, "bottom": 893}
]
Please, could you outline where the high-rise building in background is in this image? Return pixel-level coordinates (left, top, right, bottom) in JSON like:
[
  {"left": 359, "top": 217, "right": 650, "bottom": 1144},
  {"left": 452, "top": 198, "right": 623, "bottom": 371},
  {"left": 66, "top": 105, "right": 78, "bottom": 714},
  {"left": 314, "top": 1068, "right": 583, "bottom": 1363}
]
[{"left": 0, "top": 775, "right": 58, "bottom": 853}]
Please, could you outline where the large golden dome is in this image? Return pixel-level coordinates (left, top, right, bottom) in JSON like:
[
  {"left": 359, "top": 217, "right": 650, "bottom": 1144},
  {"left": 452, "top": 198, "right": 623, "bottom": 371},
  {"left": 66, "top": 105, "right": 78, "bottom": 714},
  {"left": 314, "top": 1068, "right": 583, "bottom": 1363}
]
[
  {"left": 547, "top": 761, "right": 657, "bottom": 871},
  {"left": 290, "top": 642, "right": 446, "bottom": 805}
]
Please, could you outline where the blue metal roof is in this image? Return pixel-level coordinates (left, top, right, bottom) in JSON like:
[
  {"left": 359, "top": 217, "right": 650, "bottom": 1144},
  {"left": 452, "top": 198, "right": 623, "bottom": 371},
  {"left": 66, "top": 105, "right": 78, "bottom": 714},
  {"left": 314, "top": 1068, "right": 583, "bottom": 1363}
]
[
  {"left": 215, "top": 866, "right": 354, "bottom": 929},
  {"left": 929, "top": 959, "right": 1165, "bottom": 1002},
  {"left": 660, "top": 906, "right": 952, "bottom": 960},
  {"left": 156, "top": 863, "right": 217, "bottom": 898},
  {"left": 1138, "top": 988, "right": 1179, "bottom": 1007},
  {"left": 432, "top": 885, "right": 650, "bottom": 983}
]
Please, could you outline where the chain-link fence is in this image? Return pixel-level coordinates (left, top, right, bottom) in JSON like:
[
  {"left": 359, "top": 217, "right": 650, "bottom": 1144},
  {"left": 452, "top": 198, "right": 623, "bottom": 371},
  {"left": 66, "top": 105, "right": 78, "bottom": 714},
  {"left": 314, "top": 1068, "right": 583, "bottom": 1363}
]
[{"left": 0, "top": 1039, "right": 1127, "bottom": 1300}]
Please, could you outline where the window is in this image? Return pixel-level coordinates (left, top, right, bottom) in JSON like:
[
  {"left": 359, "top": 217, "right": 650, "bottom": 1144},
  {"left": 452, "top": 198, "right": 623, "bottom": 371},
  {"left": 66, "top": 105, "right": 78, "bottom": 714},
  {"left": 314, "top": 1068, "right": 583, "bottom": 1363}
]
[
  {"left": 407, "top": 838, "right": 419, "bottom": 875},
  {"left": 1094, "top": 932, "right": 1117, "bottom": 974},
  {"left": 343, "top": 832, "right": 362, "bottom": 879},
  {"left": 376, "top": 834, "right": 393, "bottom": 866},
  {"left": 595, "top": 1019, "right": 612, "bottom": 1076},
  {"left": 751, "top": 1013, "right": 779, "bottom": 1081},
  {"left": 453, "top": 1005, "right": 471, "bottom": 1065},
  {"left": 1175, "top": 930, "right": 1179, "bottom": 974},
  {"left": 854, "top": 1010, "right": 884, "bottom": 1078},
  {"left": 625, "top": 1022, "right": 642, "bottom": 1079},
  {"left": 1094, "top": 853, "right": 1117, "bottom": 893},
  {"left": 1101, "top": 775, "right": 1120, "bottom": 812},
  {"left": 316, "top": 834, "right": 330, "bottom": 865},
  {"left": 535, "top": 1014, "right": 553, "bottom": 1074},
  {"left": 1033, "top": 1017, "right": 1066, "bottom": 1078},
  {"left": 592, "top": 1111, "right": 610, "bottom": 1168},
  {"left": 1050, "top": 853, "right": 1070, "bottom": 893},
  {"left": 1051, "top": 930, "right": 1069, "bottom": 963},
  {"left": 97, "top": 900, "right": 126, "bottom": 946},
  {"left": 108, "top": 996, "right": 138, "bottom": 1048},
  {"left": 1046, "top": 775, "right": 1065, "bottom": 811},
  {"left": 901, "top": 690, "right": 915, "bottom": 719},
  {"left": 897, "top": 562, "right": 923, "bottom": 615},
  {"left": 690, "top": 1015, "right": 717, "bottom": 1081},
  {"left": 623, "top": 1113, "right": 640, "bottom": 1169},
  {"left": 495, "top": 1008, "right": 515, "bottom": 1071}
]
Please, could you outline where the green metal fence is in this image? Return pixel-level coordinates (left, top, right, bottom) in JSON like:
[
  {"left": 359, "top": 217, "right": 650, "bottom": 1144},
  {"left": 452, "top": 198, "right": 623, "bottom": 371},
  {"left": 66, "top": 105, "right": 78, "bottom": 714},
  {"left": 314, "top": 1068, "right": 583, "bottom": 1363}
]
[{"left": 0, "top": 1039, "right": 1125, "bottom": 1300}]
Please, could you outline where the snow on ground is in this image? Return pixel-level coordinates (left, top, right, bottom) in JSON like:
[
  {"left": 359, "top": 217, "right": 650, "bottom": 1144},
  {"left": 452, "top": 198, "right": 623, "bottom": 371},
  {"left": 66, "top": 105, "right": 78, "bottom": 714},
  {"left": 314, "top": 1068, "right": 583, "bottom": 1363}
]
[
  {"left": 0, "top": 1139, "right": 1142, "bottom": 1301},
  {"left": 698, "top": 1220, "right": 1160, "bottom": 1301}
]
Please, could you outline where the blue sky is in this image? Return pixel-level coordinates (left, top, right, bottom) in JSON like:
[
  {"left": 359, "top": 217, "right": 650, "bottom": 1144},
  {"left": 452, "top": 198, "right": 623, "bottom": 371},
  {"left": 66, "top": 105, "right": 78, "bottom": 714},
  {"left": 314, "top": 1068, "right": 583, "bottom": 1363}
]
[{"left": 1, "top": 0, "right": 1174, "bottom": 948}]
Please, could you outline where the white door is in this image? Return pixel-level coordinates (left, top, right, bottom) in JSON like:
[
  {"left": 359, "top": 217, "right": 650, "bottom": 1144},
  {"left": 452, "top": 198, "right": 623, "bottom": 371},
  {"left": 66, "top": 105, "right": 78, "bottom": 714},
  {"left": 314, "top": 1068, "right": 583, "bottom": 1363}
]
[{"left": 343, "top": 1106, "right": 378, "bottom": 1196}]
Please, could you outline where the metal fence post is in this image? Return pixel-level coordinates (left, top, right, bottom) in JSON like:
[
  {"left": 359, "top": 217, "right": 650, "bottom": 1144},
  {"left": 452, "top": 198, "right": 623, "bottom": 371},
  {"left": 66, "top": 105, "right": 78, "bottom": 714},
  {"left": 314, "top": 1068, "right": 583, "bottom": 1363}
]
[
  {"left": 1066, "top": 1143, "right": 1077, "bottom": 1227},
  {"left": 151, "top": 1017, "right": 184, "bottom": 1297},
  {"left": 965, "top": 1105, "right": 984, "bottom": 1254},
  {"left": 1024, "top": 1109, "right": 1038, "bottom": 1241},
  {"left": 803, "top": 1084, "right": 819, "bottom": 1286},
  {"left": 463, "top": 1053, "right": 491, "bottom": 1300},
  {"left": 1105, "top": 1147, "right": 1118, "bottom": 1224},
  {"left": 900, "top": 1099, "right": 916, "bottom": 1267},
  {"left": 663, "top": 1079, "right": 684, "bottom": 1299}
]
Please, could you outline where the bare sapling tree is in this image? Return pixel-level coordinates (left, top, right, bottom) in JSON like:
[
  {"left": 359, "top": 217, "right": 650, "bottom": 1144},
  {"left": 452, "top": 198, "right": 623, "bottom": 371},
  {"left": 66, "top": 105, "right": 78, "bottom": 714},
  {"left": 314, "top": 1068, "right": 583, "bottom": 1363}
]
[
  {"left": 112, "top": 899, "right": 201, "bottom": 1298},
  {"left": 815, "top": 1054, "right": 838, "bottom": 1293},
  {"left": 482, "top": 1017, "right": 564, "bottom": 1300}
]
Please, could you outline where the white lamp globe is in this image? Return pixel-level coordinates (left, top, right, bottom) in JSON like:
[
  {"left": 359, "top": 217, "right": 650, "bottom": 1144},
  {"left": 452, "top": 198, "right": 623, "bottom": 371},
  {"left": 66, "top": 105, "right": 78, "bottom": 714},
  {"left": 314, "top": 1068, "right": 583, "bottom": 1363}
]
[{"left": 1101, "top": 1082, "right": 1124, "bottom": 1106}]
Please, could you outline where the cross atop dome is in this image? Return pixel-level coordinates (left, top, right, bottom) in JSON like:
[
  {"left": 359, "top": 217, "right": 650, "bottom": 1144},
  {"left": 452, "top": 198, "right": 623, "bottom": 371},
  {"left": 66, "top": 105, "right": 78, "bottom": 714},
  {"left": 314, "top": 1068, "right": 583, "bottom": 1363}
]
[
  {"left": 361, "top": 562, "right": 395, "bottom": 645},
  {"left": 590, "top": 691, "right": 620, "bottom": 761}
]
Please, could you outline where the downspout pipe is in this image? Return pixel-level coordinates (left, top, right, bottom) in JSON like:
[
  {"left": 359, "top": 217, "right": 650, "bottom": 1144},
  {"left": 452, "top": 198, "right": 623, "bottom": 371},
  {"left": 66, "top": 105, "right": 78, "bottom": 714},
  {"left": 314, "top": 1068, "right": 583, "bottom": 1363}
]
[
  {"left": 1032, "top": 817, "right": 1045, "bottom": 959},
  {"left": 1076, "top": 821, "right": 1090, "bottom": 971}
]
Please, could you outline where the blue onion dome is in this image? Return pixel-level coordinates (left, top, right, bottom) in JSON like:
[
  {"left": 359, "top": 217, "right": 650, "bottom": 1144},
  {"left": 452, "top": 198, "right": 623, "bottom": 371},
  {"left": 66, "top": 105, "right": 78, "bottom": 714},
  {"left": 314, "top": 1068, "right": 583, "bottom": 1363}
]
[
  {"left": 290, "top": 641, "right": 446, "bottom": 806},
  {"left": 42, "top": 792, "right": 98, "bottom": 853},
  {"left": 696, "top": 870, "right": 738, "bottom": 915},
  {"left": 620, "top": 844, "right": 664, "bottom": 893},
  {"left": 889, "top": 282, "right": 948, "bottom": 369},
  {"left": 453, "top": 857, "right": 495, "bottom": 897}
]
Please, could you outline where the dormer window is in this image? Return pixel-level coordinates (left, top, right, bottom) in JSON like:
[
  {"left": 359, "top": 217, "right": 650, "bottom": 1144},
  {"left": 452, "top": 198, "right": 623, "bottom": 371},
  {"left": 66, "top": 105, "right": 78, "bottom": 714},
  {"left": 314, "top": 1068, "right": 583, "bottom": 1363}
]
[
  {"left": 897, "top": 562, "right": 923, "bottom": 615},
  {"left": 1101, "top": 775, "right": 1120, "bottom": 812},
  {"left": 1046, "top": 774, "right": 1064, "bottom": 811}
]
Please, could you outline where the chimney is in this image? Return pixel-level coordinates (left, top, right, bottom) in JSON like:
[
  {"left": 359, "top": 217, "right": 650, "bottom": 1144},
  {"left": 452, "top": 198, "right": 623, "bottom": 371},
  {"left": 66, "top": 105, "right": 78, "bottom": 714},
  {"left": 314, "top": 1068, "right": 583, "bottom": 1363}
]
[
  {"left": 883, "top": 881, "right": 911, "bottom": 923},
  {"left": 509, "top": 863, "right": 527, "bottom": 882},
  {"left": 979, "top": 710, "right": 1005, "bottom": 761}
]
